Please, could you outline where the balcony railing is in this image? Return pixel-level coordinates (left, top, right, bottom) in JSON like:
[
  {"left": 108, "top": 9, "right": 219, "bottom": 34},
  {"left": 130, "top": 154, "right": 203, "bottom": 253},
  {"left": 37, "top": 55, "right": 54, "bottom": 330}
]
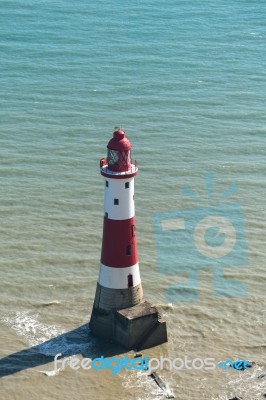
[{"left": 100, "top": 158, "right": 138, "bottom": 176}]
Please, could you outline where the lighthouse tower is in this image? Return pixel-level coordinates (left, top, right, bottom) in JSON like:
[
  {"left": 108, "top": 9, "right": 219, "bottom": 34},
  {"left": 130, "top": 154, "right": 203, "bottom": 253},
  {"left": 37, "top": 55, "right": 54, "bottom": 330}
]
[{"left": 90, "top": 129, "right": 167, "bottom": 350}]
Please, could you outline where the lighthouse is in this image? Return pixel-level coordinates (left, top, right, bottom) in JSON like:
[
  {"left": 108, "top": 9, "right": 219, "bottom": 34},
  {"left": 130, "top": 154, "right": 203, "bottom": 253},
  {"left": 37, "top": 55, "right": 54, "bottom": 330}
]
[{"left": 90, "top": 129, "right": 167, "bottom": 350}]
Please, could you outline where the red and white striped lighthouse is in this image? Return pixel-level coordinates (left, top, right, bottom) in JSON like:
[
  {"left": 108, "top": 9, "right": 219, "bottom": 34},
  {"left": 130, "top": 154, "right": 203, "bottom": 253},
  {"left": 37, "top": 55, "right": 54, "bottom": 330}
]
[
  {"left": 90, "top": 129, "right": 167, "bottom": 350},
  {"left": 91, "top": 128, "right": 143, "bottom": 311}
]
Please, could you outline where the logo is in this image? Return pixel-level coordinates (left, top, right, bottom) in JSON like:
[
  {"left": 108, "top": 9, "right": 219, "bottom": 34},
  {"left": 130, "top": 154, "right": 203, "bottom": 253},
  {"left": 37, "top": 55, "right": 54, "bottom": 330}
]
[
  {"left": 53, "top": 354, "right": 252, "bottom": 374},
  {"left": 153, "top": 173, "right": 248, "bottom": 302},
  {"left": 54, "top": 354, "right": 149, "bottom": 375},
  {"left": 217, "top": 360, "right": 252, "bottom": 370}
]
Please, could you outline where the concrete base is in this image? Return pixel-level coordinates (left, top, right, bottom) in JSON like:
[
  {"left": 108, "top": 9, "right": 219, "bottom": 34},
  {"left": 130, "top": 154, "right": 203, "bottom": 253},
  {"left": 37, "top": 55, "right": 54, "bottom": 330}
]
[
  {"left": 92, "top": 282, "right": 143, "bottom": 311},
  {"left": 90, "top": 300, "right": 167, "bottom": 350}
]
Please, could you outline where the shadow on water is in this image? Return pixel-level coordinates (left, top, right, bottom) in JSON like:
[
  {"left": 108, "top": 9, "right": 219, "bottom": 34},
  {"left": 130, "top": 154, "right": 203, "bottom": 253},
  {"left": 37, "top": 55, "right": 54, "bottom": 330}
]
[{"left": 0, "top": 323, "right": 126, "bottom": 378}]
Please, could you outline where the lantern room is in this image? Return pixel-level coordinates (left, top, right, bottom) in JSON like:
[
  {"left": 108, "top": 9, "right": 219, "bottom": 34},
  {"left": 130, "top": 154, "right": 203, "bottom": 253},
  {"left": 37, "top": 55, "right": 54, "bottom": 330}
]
[{"left": 106, "top": 129, "right": 132, "bottom": 172}]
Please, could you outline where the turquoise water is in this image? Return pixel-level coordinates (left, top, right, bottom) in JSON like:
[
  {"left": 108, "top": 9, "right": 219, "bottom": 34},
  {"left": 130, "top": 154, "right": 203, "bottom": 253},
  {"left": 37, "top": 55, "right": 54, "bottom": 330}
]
[{"left": 0, "top": 1, "right": 265, "bottom": 399}]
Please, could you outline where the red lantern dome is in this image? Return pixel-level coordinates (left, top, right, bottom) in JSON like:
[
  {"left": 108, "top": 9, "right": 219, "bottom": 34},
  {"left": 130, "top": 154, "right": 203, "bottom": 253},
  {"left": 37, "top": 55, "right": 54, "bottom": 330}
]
[
  {"left": 107, "top": 129, "right": 131, "bottom": 151},
  {"left": 106, "top": 129, "right": 132, "bottom": 172}
]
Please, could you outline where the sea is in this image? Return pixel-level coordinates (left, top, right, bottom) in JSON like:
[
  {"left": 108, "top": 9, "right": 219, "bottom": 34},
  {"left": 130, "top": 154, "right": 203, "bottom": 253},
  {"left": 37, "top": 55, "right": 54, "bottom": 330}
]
[{"left": 0, "top": 1, "right": 265, "bottom": 399}]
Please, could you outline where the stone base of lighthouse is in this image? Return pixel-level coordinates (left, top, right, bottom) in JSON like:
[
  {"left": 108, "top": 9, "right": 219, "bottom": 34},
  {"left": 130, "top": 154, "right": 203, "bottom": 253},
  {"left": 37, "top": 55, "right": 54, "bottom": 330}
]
[{"left": 89, "top": 283, "right": 167, "bottom": 350}]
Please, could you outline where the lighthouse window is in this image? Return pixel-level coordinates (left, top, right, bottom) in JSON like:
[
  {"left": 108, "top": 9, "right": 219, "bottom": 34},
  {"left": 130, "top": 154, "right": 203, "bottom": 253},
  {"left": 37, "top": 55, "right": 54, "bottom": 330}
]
[
  {"left": 126, "top": 245, "right": 132, "bottom": 256},
  {"left": 105, "top": 181, "right": 109, "bottom": 187},
  {"left": 125, "top": 182, "right": 130, "bottom": 189},
  {"left": 127, "top": 274, "right": 133, "bottom": 288},
  {"left": 107, "top": 149, "right": 119, "bottom": 165},
  {"left": 114, "top": 198, "right": 119, "bottom": 205}
]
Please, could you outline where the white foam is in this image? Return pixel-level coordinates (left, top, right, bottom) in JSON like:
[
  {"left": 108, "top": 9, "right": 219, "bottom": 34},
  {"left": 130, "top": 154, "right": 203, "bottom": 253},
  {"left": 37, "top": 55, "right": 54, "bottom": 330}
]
[
  {"left": 1, "top": 310, "right": 97, "bottom": 377},
  {"left": 122, "top": 369, "right": 164, "bottom": 399},
  {"left": 214, "top": 364, "right": 266, "bottom": 400},
  {"left": 39, "top": 368, "right": 61, "bottom": 376},
  {"left": 1, "top": 311, "right": 64, "bottom": 347}
]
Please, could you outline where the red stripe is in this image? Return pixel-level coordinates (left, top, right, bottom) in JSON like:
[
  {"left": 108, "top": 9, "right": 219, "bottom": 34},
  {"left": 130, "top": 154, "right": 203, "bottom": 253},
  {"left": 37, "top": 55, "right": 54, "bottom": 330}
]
[{"left": 101, "top": 216, "right": 138, "bottom": 268}]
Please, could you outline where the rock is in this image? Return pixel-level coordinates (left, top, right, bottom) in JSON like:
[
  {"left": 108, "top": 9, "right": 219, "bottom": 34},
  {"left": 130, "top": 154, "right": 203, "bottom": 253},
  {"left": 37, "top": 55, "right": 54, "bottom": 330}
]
[
  {"left": 228, "top": 397, "right": 243, "bottom": 400},
  {"left": 258, "top": 373, "right": 266, "bottom": 379},
  {"left": 149, "top": 372, "right": 175, "bottom": 398}
]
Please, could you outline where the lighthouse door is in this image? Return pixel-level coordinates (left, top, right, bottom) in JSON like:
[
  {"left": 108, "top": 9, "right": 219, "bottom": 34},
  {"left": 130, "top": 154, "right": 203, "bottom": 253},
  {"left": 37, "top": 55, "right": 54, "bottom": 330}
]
[{"left": 127, "top": 274, "right": 133, "bottom": 288}]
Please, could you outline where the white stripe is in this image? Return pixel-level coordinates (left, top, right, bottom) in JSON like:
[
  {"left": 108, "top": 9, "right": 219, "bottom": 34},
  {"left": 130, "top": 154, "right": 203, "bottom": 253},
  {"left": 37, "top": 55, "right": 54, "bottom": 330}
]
[
  {"left": 98, "top": 263, "right": 141, "bottom": 289},
  {"left": 104, "top": 177, "right": 135, "bottom": 220}
]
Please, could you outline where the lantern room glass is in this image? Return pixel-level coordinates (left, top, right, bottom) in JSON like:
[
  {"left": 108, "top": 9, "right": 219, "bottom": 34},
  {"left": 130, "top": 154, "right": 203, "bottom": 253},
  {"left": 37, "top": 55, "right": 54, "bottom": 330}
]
[
  {"left": 107, "top": 149, "right": 119, "bottom": 165},
  {"left": 107, "top": 149, "right": 131, "bottom": 171}
]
